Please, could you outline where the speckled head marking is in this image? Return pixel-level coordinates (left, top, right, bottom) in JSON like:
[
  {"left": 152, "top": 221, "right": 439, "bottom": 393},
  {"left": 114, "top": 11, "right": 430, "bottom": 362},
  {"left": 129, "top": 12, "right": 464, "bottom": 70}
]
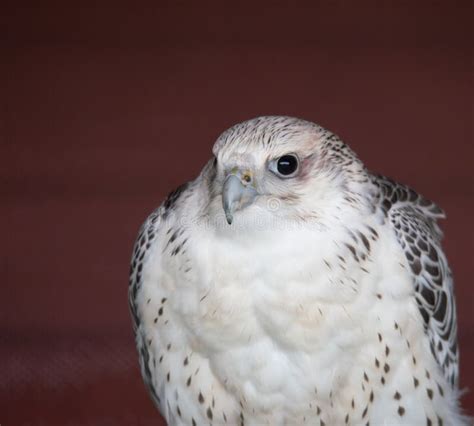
[{"left": 213, "top": 116, "right": 320, "bottom": 152}]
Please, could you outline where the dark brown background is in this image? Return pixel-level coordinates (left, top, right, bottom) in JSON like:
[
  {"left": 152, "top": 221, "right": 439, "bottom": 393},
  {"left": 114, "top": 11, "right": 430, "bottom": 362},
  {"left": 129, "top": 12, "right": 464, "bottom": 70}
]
[{"left": 1, "top": 1, "right": 472, "bottom": 424}]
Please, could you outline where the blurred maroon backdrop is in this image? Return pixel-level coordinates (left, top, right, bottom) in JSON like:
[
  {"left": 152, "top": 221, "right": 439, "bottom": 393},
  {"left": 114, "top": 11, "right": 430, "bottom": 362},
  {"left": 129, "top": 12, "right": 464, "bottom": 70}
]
[{"left": 1, "top": 2, "right": 472, "bottom": 425}]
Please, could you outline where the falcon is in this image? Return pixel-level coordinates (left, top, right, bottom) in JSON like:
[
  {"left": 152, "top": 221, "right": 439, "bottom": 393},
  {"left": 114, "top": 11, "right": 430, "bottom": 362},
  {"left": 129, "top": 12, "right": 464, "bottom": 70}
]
[{"left": 129, "top": 116, "right": 467, "bottom": 425}]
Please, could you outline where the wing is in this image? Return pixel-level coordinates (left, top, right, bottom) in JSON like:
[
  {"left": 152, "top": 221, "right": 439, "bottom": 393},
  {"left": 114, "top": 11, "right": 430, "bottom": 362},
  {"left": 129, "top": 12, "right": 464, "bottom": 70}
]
[
  {"left": 128, "top": 183, "right": 189, "bottom": 408},
  {"left": 372, "top": 175, "right": 459, "bottom": 387}
]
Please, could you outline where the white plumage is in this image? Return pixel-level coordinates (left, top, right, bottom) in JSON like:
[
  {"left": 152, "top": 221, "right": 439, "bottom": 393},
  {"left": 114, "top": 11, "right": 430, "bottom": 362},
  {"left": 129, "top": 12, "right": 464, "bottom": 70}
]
[{"left": 129, "top": 116, "right": 467, "bottom": 425}]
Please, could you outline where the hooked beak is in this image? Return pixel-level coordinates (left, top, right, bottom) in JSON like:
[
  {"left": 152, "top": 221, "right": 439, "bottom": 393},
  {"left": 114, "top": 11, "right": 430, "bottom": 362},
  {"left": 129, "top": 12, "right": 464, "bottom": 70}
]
[{"left": 222, "top": 169, "right": 258, "bottom": 224}]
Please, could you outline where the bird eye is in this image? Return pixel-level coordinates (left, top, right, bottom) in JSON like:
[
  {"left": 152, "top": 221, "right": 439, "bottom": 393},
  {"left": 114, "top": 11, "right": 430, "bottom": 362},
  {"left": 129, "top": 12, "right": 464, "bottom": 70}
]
[{"left": 275, "top": 154, "right": 299, "bottom": 177}]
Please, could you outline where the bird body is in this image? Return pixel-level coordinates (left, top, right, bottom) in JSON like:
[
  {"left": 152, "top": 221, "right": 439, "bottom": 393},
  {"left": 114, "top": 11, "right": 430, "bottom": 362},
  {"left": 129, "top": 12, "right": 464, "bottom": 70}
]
[{"left": 129, "top": 117, "right": 466, "bottom": 425}]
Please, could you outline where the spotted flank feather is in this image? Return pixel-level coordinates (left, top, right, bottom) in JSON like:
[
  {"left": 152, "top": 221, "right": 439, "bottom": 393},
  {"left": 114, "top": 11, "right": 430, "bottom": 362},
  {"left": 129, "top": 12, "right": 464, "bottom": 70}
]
[
  {"left": 129, "top": 207, "right": 162, "bottom": 331},
  {"left": 373, "top": 175, "right": 459, "bottom": 387},
  {"left": 128, "top": 184, "right": 189, "bottom": 410},
  {"left": 128, "top": 206, "right": 162, "bottom": 407}
]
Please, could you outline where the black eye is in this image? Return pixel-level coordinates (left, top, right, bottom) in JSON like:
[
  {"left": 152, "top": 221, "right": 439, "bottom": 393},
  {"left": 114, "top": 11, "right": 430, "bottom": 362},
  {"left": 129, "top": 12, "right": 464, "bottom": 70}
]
[{"left": 276, "top": 154, "right": 299, "bottom": 176}]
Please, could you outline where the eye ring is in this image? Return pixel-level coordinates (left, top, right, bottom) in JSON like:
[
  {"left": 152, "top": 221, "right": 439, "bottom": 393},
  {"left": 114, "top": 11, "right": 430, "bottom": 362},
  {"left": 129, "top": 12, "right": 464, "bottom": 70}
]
[{"left": 271, "top": 154, "right": 299, "bottom": 178}]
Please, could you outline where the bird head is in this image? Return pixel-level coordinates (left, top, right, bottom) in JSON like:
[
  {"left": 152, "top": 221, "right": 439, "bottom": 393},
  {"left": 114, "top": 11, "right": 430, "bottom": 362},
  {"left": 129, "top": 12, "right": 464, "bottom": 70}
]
[{"left": 204, "top": 116, "right": 367, "bottom": 229}]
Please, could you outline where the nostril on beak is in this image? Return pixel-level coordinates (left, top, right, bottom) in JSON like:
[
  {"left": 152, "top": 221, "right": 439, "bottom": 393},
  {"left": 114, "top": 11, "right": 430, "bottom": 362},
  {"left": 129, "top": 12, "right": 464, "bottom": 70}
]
[{"left": 222, "top": 170, "right": 258, "bottom": 225}]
